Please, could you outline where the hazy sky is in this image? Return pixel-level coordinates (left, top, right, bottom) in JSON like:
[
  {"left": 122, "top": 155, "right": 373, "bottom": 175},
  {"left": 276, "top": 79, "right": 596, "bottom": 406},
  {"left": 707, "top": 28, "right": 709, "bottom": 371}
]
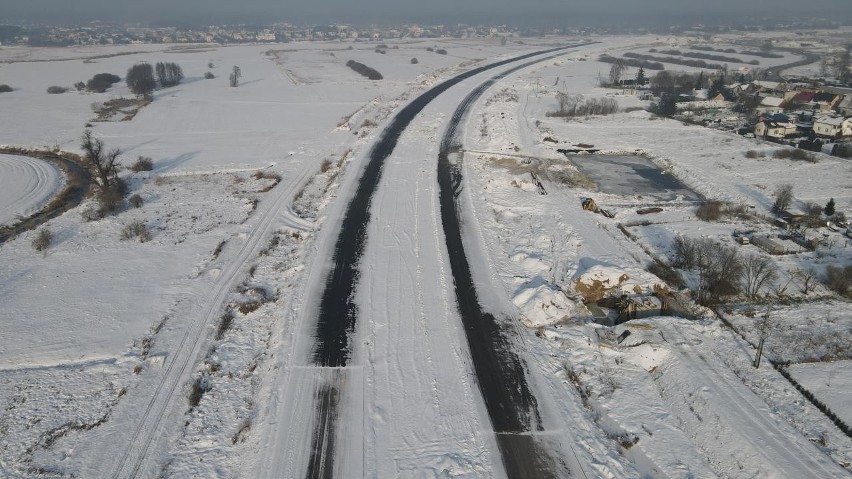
[{"left": 2, "top": 0, "right": 850, "bottom": 25}]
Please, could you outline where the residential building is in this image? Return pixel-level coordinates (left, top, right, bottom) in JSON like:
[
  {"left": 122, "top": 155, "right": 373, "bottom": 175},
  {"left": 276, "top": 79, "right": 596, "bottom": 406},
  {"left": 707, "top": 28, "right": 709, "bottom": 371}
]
[{"left": 814, "top": 115, "right": 845, "bottom": 138}]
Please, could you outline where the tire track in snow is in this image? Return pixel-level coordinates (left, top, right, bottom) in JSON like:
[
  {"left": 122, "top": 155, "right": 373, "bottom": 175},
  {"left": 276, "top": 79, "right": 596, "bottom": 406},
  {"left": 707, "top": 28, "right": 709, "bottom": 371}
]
[
  {"left": 109, "top": 163, "right": 318, "bottom": 478},
  {"left": 437, "top": 53, "right": 581, "bottom": 478},
  {"left": 296, "top": 43, "right": 593, "bottom": 478},
  {"left": 0, "top": 155, "right": 62, "bottom": 226}
]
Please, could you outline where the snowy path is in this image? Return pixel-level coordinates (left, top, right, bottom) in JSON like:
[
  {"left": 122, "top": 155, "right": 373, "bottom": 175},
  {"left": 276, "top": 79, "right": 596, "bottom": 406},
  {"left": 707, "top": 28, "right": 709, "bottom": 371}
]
[
  {"left": 0, "top": 153, "right": 63, "bottom": 226},
  {"left": 358, "top": 120, "right": 497, "bottom": 476},
  {"left": 100, "top": 162, "right": 319, "bottom": 478},
  {"left": 658, "top": 322, "right": 848, "bottom": 478}
]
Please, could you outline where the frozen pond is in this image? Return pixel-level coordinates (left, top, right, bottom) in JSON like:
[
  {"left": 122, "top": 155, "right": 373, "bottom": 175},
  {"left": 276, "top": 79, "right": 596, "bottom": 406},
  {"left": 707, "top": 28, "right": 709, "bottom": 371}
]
[
  {"left": 569, "top": 155, "right": 698, "bottom": 201},
  {"left": 0, "top": 154, "right": 64, "bottom": 226}
]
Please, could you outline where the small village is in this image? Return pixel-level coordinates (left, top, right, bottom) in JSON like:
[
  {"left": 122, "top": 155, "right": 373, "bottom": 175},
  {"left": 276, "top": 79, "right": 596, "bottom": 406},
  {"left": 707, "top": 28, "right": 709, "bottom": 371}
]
[{"left": 654, "top": 70, "right": 852, "bottom": 157}]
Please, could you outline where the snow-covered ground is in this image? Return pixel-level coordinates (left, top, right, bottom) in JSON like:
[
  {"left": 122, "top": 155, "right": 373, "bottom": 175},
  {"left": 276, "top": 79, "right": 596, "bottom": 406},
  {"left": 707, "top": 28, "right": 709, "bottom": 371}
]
[
  {"left": 789, "top": 360, "right": 852, "bottom": 425},
  {"left": 0, "top": 153, "right": 64, "bottom": 226},
  {"left": 1, "top": 34, "right": 850, "bottom": 478}
]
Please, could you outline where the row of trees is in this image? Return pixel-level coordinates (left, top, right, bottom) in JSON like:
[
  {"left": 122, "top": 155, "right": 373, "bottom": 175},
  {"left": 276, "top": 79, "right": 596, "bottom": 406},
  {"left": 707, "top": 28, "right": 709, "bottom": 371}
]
[
  {"left": 345, "top": 60, "right": 383, "bottom": 80},
  {"left": 623, "top": 52, "right": 728, "bottom": 71},
  {"left": 598, "top": 54, "right": 664, "bottom": 72},
  {"left": 550, "top": 93, "right": 618, "bottom": 117},
  {"left": 672, "top": 236, "right": 778, "bottom": 303},
  {"left": 653, "top": 49, "right": 759, "bottom": 66},
  {"left": 819, "top": 43, "right": 851, "bottom": 84},
  {"left": 126, "top": 62, "right": 184, "bottom": 98},
  {"left": 156, "top": 62, "right": 184, "bottom": 87}
]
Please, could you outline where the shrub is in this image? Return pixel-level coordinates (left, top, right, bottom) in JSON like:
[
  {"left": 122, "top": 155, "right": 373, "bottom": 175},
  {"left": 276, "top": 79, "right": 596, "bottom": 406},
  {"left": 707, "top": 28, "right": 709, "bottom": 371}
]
[
  {"left": 695, "top": 201, "right": 724, "bottom": 221},
  {"left": 32, "top": 228, "right": 52, "bottom": 253},
  {"left": 410, "top": 57, "right": 419, "bottom": 64},
  {"left": 47, "top": 86, "right": 68, "bottom": 94},
  {"left": 97, "top": 178, "right": 128, "bottom": 215},
  {"left": 426, "top": 47, "right": 434, "bottom": 52},
  {"left": 825, "top": 265, "right": 852, "bottom": 297},
  {"left": 128, "top": 194, "right": 144, "bottom": 208},
  {"left": 189, "top": 376, "right": 208, "bottom": 408},
  {"left": 81, "top": 206, "right": 104, "bottom": 222},
  {"left": 435, "top": 49, "right": 448, "bottom": 55},
  {"left": 204, "top": 71, "right": 215, "bottom": 79},
  {"left": 745, "top": 150, "right": 764, "bottom": 159},
  {"left": 0, "top": 84, "right": 13, "bottom": 93},
  {"left": 74, "top": 81, "right": 86, "bottom": 91},
  {"left": 831, "top": 143, "right": 852, "bottom": 159},
  {"left": 86, "top": 73, "right": 121, "bottom": 93},
  {"left": 789, "top": 148, "right": 817, "bottom": 162},
  {"left": 345, "top": 59, "right": 383, "bottom": 80},
  {"left": 130, "top": 156, "right": 154, "bottom": 172},
  {"left": 252, "top": 171, "right": 282, "bottom": 181},
  {"left": 774, "top": 148, "right": 816, "bottom": 162},
  {"left": 320, "top": 159, "right": 332, "bottom": 173},
  {"left": 120, "top": 220, "right": 151, "bottom": 242},
  {"left": 648, "top": 261, "right": 682, "bottom": 287}
]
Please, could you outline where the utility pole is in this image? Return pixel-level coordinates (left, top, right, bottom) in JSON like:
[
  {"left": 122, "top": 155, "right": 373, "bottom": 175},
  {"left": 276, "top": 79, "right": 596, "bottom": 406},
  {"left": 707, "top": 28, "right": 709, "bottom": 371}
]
[{"left": 753, "top": 305, "right": 772, "bottom": 368}]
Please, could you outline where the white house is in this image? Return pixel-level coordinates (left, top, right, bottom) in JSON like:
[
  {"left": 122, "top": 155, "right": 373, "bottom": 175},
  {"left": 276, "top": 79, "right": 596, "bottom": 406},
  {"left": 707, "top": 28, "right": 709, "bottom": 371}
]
[
  {"left": 755, "top": 120, "right": 797, "bottom": 139},
  {"left": 842, "top": 117, "right": 852, "bottom": 137},
  {"left": 813, "top": 115, "right": 845, "bottom": 138},
  {"left": 756, "top": 95, "right": 785, "bottom": 115}
]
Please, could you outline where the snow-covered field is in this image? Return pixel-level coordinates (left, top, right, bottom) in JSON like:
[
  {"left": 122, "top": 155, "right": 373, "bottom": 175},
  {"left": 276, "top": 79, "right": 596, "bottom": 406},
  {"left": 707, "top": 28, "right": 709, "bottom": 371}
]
[
  {"left": 789, "top": 360, "right": 852, "bottom": 425},
  {"left": 0, "top": 154, "right": 64, "bottom": 226},
  {"left": 0, "top": 33, "right": 850, "bottom": 478}
]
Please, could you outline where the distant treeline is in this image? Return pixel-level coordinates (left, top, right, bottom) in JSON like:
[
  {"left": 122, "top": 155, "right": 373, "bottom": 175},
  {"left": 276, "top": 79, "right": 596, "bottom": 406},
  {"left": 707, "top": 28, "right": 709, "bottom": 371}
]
[
  {"left": 346, "top": 60, "right": 383, "bottom": 80},
  {"left": 654, "top": 49, "right": 758, "bottom": 65},
  {"left": 624, "top": 52, "right": 726, "bottom": 70},
  {"left": 599, "top": 54, "right": 664, "bottom": 71},
  {"left": 690, "top": 45, "right": 783, "bottom": 59}
]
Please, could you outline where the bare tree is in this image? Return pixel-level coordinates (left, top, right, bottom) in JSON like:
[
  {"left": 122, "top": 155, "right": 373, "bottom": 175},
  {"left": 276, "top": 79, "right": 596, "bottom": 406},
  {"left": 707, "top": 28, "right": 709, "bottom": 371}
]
[
  {"left": 698, "top": 240, "right": 743, "bottom": 304},
  {"left": 672, "top": 235, "right": 699, "bottom": 269},
  {"left": 772, "top": 183, "right": 794, "bottom": 214},
  {"left": 556, "top": 92, "right": 583, "bottom": 115},
  {"left": 819, "top": 56, "right": 830, "bottom": 77},
  {"left": 835, "top": 43, "right": 851, "bottom": 83},
  {"left": 793, "top": 267, "right": 818, "bottom": 294},
  {"left": 741, "top": 254, "right": 778, "bottom": 297},
  {"left": 81, "top": 129, "right": 121, "bottom": 191},
  {"left": 673, "top": 236, "right": 744, "bottom": 304},
  {"left": 650, "top": 71, "right": 675, "bottom": 96},
  {"left": 608, "top": 59, "right": 625, "bottom": 87}
]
